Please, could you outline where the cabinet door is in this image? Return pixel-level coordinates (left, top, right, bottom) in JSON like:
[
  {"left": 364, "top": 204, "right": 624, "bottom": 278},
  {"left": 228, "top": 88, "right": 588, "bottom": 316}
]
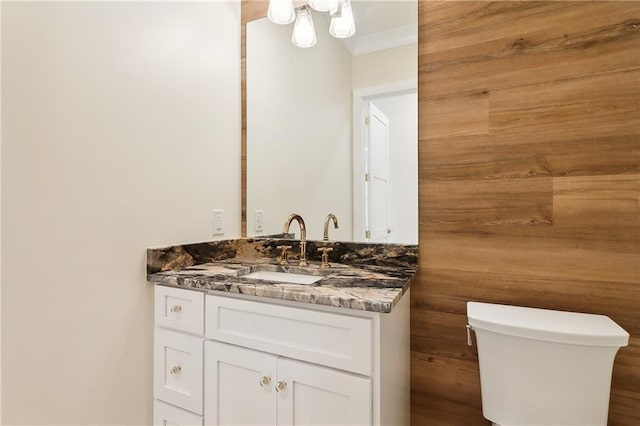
[
  {"left": 205, "top": 341, "right": 277, "bottom": 426},
  {"left": 277, "top": 358, "right": 372, "bottom": 426}
]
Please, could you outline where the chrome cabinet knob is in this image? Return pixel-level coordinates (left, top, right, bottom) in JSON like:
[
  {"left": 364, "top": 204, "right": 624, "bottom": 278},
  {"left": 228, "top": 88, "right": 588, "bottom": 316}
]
[
  {"left": 260, "top": 376, "right": 272, "bottom": 387},
  {"left": 171, "top": 305, "right": 183, "bottom": 313},
  {"left": 275, "top": 381, "right": 287, "bottom": 392},
  {"left": 170, "top": 365, "right": 182, "bottom": 375}
]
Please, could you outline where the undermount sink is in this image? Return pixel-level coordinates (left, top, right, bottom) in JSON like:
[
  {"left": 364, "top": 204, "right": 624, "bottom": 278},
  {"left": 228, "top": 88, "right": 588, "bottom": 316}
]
[{"left": 242, "top": 270, "right": 323, "bottom": 285}]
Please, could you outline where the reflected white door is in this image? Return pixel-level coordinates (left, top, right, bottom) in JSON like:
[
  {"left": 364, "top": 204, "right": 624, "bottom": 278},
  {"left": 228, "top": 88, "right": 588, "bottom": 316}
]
[{"left": 364, "top": 102, "right": 390, "bottom": 242}]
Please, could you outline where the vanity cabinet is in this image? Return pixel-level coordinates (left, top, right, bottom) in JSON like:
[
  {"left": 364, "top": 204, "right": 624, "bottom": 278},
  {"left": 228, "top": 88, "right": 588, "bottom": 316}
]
[{"left": 153, "top": 285, "right": 410, "bottom": 426}]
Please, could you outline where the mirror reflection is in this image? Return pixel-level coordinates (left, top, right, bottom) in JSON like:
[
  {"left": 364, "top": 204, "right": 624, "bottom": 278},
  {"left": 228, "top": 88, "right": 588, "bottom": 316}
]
[{"left": 246, "top": 1, "right": 418, "bottom": 244}]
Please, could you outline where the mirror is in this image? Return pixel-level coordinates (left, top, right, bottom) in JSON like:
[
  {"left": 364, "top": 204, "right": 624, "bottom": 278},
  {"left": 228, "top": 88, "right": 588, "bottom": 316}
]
[{"left": 245, "top": 1, "right": 417, "bottom": 244}]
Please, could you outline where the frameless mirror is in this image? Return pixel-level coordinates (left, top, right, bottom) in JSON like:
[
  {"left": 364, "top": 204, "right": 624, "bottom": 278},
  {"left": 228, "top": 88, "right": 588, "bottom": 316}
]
[{"left": 246, "top": 0, "right": 418, "bottom": 243}]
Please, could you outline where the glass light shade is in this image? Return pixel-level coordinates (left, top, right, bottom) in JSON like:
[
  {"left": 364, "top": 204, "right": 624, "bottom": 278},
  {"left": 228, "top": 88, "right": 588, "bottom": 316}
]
[
  {"left": 309, "top": 0, "right": 339, "bottom": 13},
  {"left": 267, "top": 0, "right": 295, "bottom": 25},
  {"left": 291, "top": 7, "right": 317, "bottom": 48},
  {"left": 330, "top": 0, "right": 355, "bottom": 39}
]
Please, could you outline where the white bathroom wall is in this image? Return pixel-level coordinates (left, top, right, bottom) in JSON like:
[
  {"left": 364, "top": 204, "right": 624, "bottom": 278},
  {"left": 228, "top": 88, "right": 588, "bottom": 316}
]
[
  {"left": 352, "top": 43, "right": 417, "bottom": 90},
  {"left": 246, "top": 16, "right": 353, "bottom": 241},
  {"left": 371, "top": 93, "right": 418, "bottom": 245},
  {"left": 1, "top": 2, "right": 240, "bottom": 424}
]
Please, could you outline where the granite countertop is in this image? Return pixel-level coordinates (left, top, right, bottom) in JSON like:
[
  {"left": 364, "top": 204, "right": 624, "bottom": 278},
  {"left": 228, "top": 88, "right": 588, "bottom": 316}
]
[{"left": 147, "top": 238, "right": 418, "bottom": 313}]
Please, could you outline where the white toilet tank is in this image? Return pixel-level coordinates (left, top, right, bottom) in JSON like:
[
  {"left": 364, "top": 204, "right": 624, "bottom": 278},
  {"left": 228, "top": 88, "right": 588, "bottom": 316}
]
[{"left": 467, "top": 302, "right": 629, "bottom": 426}]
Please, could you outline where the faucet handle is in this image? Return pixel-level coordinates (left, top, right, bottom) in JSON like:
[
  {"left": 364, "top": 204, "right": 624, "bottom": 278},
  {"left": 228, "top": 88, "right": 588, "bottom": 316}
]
[
  {"left": 317, "top": 247, "right": 334, "bottom": 269},
  {"left": 277, "top": 245, "right": 292, "bottom": 266}
]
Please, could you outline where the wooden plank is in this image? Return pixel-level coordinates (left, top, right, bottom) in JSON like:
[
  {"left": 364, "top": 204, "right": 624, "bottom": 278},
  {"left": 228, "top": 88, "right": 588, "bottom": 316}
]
[
  {"left": 489, "top": 71, "right": 640, "bottom": 138},
  {"left": 420, "top": 226, "right": 639, "bottom": 285},
  {"left": 420, "top": 133, "right": 640, "bottom": 180},
  {"left": 420, "top": 2, "right": 571, "bottom": 54},
  {"left": 419, "top": 177, "right": 552, "bottom": 226},
  {"left": 419, "top": 1, "right": 638, "bottom": 57},
  {"left": 420, "top": 2, "right": 640, "bottom": 98},
  {"left": 421, "top": 224, "right": 640, "bottom": 255},
  {"left": 554, "top": 174, "right": 640, "bottom": 233},
  {"left": 533, "top": 174, "right": 636, "bottom": 242},
  {"left": 419, "top": 91, "right": 489, "bottom": 138}
]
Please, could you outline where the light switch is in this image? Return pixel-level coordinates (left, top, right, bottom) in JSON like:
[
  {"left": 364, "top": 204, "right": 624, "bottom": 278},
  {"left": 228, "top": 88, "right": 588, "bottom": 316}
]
[
  {"left": 255, "top": 210, "right": 264, "bottom": 233},
  {"left": 212, "top": 209, "right": 224, "bottom": 235}
]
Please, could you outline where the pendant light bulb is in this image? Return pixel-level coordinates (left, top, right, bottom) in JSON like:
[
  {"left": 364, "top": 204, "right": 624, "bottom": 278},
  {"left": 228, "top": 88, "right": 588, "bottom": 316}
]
[
  {"left": 330, "top": 0, "right": 356, "bottom": 39},
  {"left": 267, "top": 0, "right": 295, "bottom": 25},
  {"left": 309, "top": 0, "right": 339, "bottom": 13},
  {"left": 291, "top": 6, "right": 317, "bottom": 48}
]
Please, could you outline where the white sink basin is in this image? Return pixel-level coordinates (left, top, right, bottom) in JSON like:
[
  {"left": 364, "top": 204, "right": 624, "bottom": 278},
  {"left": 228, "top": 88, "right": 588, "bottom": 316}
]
[{"left": 242, "top": 270, "right": 322, "bottom": 285}]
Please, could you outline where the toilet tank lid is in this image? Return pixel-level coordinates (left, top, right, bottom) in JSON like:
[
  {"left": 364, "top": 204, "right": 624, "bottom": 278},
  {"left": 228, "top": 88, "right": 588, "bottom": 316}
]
[{"left": 467, "top": 302, "right": 629, "bottom": 347}]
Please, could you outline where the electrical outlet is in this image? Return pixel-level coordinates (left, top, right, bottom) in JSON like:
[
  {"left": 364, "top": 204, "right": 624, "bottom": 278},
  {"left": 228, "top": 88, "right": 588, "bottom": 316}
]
[
  {"left": 254, "top": 210, "right": 264, "bottom": 233},
  {"left": 212, "top": 209, "right": 224, "bottom": 235}
]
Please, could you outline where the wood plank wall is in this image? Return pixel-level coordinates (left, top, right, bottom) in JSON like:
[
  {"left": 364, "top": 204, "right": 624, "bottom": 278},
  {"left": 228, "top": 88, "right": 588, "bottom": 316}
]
[
  {"left": 241, "top": 1, "right": 640, "bottom": 424},
  {"left": 414, "top": 1, "right": 640, "bottom": 425}
]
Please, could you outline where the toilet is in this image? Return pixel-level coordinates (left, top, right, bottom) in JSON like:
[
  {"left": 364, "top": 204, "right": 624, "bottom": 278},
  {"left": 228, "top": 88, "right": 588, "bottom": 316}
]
[{"left": 467, "top": 302, "right": 629, "bottom": 426}]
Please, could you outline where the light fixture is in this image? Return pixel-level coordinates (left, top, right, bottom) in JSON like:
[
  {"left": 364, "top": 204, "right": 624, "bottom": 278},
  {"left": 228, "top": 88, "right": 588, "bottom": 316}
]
[
  {"left": 308, "top": 0, "right": 339, "bottom": 13},
  {"left": 291, "top": 6, "right": 317, "bottom": 48},
  {"left": 267, "top": 0, "right": 355, "bottom": 48},
  {"left": 268, "top": 0, "right": 295, "bottom": 25},
  {"left": 330, "top": 0, "right": 355, "bottom": 39}
]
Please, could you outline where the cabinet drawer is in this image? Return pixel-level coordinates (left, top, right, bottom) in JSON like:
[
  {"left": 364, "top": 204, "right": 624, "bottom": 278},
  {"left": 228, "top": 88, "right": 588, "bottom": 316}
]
[
  {"left": 155, "top": 285, "right": 204, "bottom": 335},
  {"left": 153, "top": 400, "right": 203, "bottom": 426},
  {"left": 154, "top": 328, "right": 204, "bottom": 415},
  {"left": 205, "top": 295, "right": 373, "bottom": 375}
]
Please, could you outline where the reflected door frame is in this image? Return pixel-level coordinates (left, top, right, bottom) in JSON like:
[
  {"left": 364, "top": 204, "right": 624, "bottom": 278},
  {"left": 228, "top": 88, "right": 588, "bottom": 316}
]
[{"left": 352, "top": 79, "right": 417, "bottom": 242}]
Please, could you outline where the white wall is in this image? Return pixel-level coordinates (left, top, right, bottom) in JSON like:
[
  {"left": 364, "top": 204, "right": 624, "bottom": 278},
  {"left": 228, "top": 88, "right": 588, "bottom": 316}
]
[
  {"left": 371, "top": 94, "right": 418, "bottom": 244},
  {"left": 246, "top": 17, "right": 353, "bottom": 241},
  {"left": 1, "top": 2, "right": 240, "bottom": 424},
  {"left": 352, "top": 43, "right": 417, "bottom": 90}
]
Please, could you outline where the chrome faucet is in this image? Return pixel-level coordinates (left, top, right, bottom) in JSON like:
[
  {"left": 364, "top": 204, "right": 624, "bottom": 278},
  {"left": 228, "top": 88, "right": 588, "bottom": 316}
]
[
  {"left": 323, "top": 214, "right": 339, "bottom": 241},
  {"left": 283, "top": 213, "right": 308, "bottom": 267}
]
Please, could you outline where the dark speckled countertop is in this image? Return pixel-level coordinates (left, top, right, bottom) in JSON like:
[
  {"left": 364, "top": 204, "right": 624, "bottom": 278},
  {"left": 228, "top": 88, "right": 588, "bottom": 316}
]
[{"left": 147, "top": 238, "right": 417, "bottom": 313}]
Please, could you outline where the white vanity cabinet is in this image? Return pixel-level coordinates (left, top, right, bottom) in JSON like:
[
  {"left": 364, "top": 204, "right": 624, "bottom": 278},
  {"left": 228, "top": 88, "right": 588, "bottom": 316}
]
[{"left": 153, "top": 285, "right": 410, "bottom": 426}]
